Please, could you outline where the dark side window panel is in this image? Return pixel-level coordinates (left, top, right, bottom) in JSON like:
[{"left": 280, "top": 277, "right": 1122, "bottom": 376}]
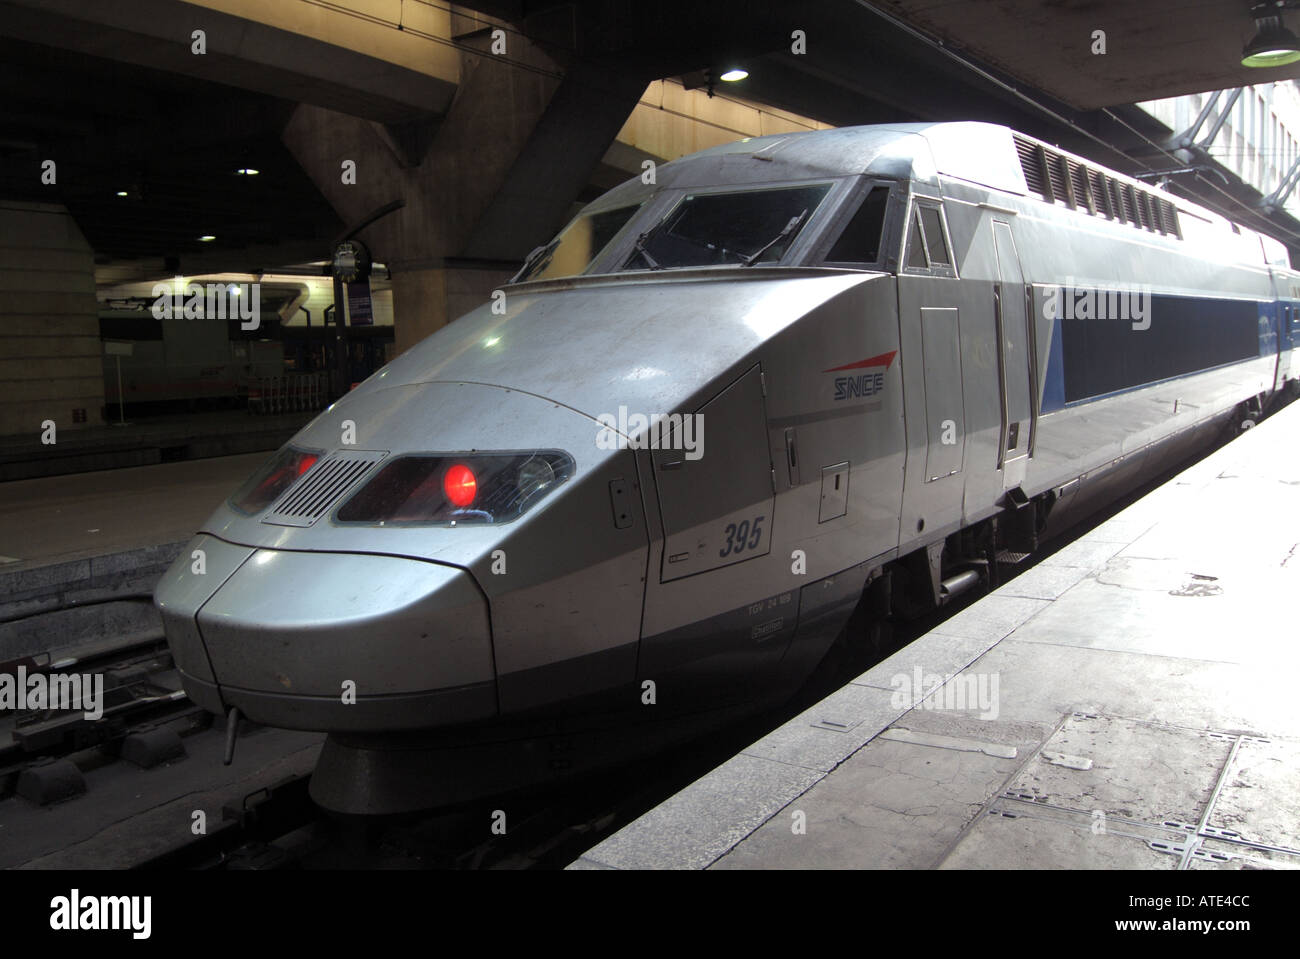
[
  {"left": 919, "top": 206, "right": 951, "bottom": 265},
  {"left": 826, "top": 187, "right": 889, "bottom": 263},
  {"left": 1060, "top": 295, "right": 1260, "bottom": 403}
]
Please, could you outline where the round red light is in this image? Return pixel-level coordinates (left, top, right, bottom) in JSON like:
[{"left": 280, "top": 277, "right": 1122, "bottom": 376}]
[{"left": 444, "top": 464, "right": 477, "bottom": 507}]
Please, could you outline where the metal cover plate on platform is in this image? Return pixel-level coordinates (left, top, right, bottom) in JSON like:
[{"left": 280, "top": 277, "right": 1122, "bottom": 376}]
[{"left": 953, "top": 712, "right": 1300, "bottom": 869}]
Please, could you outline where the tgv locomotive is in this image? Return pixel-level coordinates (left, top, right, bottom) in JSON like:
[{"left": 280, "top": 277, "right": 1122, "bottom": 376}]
[{"left": 155, "top": 122, "right": 1300, "bottom": 813}]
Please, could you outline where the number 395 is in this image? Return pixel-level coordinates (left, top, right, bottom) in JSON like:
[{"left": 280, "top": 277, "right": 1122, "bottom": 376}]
[{"left": 720, "top": 515, "right": 764, "bottom": 558}]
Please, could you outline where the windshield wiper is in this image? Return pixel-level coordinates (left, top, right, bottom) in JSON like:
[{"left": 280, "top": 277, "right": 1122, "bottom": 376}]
[
  {"left": 628, "top": 229, "right": 663, "bottom": 270},
  {"left": 511, "top": 240, "right": 558, "bottom": 283},
  {"left": 743, "top": 209, "right": 808, "bottom": 266}
]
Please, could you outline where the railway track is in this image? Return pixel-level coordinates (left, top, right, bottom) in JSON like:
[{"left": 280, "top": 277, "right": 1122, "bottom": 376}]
[
  {"left": 0, "top": 626, "right": 208, "bottom": 799},
  {"left": 121, "top": 607, "right": 943, "bottom": 871}
]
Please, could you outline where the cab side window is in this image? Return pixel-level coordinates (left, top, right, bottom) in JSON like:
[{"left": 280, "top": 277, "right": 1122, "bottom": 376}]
[
  {"left": 904, "top": 200, "right": 956, "bottom": 277},
  {"left": 826, "top": 186, "right": 890, "bottom": 264},
  {"left": 919, "top": 206, "right": 951, "bottom": 266}
]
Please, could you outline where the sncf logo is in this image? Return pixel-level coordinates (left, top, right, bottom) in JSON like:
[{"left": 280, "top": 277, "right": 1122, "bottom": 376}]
[{"left": 825, "top": 350, "right": 896, "bottom": 402}]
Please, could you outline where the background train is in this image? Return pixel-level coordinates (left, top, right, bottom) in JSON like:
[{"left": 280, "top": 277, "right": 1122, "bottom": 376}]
[
  {"left": 96, "top": 277, "right": 394, "bottom": 417},
  {"left": 156, "top": 121, "right": 1299, "bottom": 814}
]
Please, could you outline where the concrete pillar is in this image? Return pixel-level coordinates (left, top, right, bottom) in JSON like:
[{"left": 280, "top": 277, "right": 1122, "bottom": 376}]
[
  {"left": 281, "top": 19, "right": 645, "bottom": 358},
  {"left": 390, "top": 264, "right": 514, "bottom": 356},
  {"left": 0, "top": 202, "right": 103, "bottom": 437},
  {"left": 389, "top": 268, "right": 447, "bottom": 357}
]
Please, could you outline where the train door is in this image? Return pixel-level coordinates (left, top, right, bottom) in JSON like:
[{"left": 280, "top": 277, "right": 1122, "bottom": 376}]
[
  {"left": 897, "top": 195, "right": 965, "bottom": 543},
  {"left": 635, "top": 364, "right": 785, "bottom": 710},
  {"left": 991, "top": 220, "right": 1036, "bottom": 490}
]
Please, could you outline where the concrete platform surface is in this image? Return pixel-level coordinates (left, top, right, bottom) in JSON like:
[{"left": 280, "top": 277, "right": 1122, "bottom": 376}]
[
  {"left": 572, "top": 402, "right": 1300, "bottom": 870},
  {"left": 0, "top": 410, "right": 310, "bottom": 481},
  {"left": 0, "top": 452, "right": 265, "bottom": 576}
]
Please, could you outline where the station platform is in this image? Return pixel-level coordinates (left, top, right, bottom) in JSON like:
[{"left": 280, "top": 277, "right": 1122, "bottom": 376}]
[
  {"left": 0, "top": 409, "right": 311, "bottom": 482},
  {"left": 0, "top": 452, "right": 267, "bottom": 613},
  {"left": 573, "top": 402, "right": 1300, "bottom": 870}
]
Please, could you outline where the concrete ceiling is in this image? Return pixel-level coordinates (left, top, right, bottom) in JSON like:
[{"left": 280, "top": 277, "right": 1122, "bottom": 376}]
[
  {"left": 6, "top": 0, "right": 1300, "bottom": 268},
  {"left": 873, "top": 0, "right": 1300, "bottom": 110},
  {"left": 0, "top": 36, "right": 342, "bottom": 270},
  {"left": 460, "top": 0, "right": 1300, "bottom": 250},
  {"left": 474, "top": 1, "right": 1300, "bottom": 112}
]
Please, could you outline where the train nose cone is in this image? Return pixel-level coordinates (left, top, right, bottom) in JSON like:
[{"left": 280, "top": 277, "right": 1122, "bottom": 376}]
[{"left": 155, "top": 535, "right": 495, "bottom": 732}]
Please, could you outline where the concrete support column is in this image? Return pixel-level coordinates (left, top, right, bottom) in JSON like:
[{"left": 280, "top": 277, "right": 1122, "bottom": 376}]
[
  {"left": 281, "top": 26, "right": 561, "bottom": 357},
  {"left": 389, "top": 264, "right": 515, "bottom": 356},
  {"left": 0, "top": 202, "right": 103, "bottom": 437},
  {"left": 282, "top": 15, "right": 647, "bottom": 358},
  {"left": 389, "top": 268, "right": 447, "bottom": 358}
]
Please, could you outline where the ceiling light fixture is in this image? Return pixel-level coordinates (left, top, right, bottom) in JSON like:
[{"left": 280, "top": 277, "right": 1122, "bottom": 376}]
[
  {"left": 1243, "top": 3, "right": 1300, "bottom": 67},
  {"left": 720, "top": 68, "right": 748, "bottom": 82}
]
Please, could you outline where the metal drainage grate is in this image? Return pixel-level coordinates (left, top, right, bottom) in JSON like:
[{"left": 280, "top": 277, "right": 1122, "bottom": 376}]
[{"left": 263, "top": 450, "right": 387, "bottom": 527}]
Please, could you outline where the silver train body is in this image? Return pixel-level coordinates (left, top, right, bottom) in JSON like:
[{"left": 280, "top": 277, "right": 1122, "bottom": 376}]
[{"left": 155, "top": 122, "right": 1300, "bottom": 812}]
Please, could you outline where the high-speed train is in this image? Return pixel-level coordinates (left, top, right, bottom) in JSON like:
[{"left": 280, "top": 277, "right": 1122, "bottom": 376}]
[{"left": 155, "top": 121, "right": 1300, "bottom": 814}]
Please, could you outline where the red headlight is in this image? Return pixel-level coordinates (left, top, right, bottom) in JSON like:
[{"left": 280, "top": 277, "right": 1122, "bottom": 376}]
[
  {"left": 229, "top": 447, "right": 320, "bottom": 514},
  {"left": 443, "top": 464, "right": 477, "bottom": 507},
  {"left": 336, "top": 451, "right": 574, "bottom": 525}
]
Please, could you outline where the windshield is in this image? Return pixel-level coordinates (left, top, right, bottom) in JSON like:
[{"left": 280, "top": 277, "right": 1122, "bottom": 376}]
[
  {"left": 621, "top": 184, "right": 832, "bottom": 271},
  {"left": 516, "top": 203, "right": 642, "bottom": 282}
]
